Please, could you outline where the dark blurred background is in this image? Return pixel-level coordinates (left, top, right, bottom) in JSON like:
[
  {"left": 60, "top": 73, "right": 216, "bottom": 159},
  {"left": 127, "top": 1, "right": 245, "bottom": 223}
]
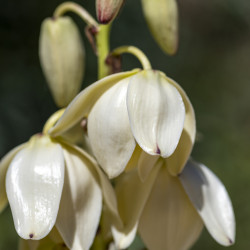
[{"left": 0, "top": 0, "right": 249, "bottom": 249}]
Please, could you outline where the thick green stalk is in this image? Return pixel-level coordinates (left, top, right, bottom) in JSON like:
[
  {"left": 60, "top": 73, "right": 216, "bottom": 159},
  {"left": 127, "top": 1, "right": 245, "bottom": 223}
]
[{"left": 96, "top": 24, "right": 112, "bottom": 79}]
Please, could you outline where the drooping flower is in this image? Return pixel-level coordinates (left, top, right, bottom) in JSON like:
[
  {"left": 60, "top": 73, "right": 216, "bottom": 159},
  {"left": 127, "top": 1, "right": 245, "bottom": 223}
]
[
  {"left": 112, "top": 158, "right": 235, "bottom": 250},
  {"left": 0, "top": 121, "right": 120, "bottom": 250},
  {"left": 138, "top": 159, "right": 236, "bottom": 250},
  {"left": 49, "top": 69, "right": 189, "bottom": 178}
]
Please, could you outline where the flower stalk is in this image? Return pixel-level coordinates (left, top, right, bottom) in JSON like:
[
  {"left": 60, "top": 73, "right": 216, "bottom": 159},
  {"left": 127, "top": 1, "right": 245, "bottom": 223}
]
[
  {"left": 111, "top": 46, "right": 152, "bottom": 70},
  {"left": 53, "top": 2, "right": 99, "bottom": 28}
]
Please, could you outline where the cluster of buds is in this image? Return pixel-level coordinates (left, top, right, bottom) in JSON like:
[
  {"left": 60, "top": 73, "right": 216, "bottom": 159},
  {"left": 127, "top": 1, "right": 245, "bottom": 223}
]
[{"left": 0, "top": 1, "right": 236, "bottom": 250}]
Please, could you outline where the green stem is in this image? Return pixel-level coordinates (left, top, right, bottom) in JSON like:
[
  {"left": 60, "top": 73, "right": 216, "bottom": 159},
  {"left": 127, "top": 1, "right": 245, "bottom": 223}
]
[
  {"left": 53, "top": 2, "right": 99, "bottom": 28},
  {"left": 96, "top": 24, "right": 112, "bottom": 79},
  {"left": 111, "top": 46, "right": 152, "bottom": 70}
]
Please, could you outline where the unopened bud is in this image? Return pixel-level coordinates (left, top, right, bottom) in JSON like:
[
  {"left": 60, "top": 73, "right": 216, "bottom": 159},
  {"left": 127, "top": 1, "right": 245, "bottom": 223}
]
[
  {"left": 39, "top": 16, "right": 85, "bottom": 107},
  {"left": 96, "top": 0, "right": 125, "bottom": 24},
  {"left": 141, "top": 0, "right": 178, "bottom": 55}
]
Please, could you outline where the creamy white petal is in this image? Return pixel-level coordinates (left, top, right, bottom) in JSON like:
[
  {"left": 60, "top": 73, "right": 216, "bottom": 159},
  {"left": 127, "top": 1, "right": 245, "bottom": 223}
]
[
  {"left": 179, "top": 160, "right": 235, "bottom": 246},
  {"left": 6, "top": 135, "right": 65, "bottom": 240},
  {"left": 139, "top": 165, "right": 203, "bottom": 250},
  {"left": 0, "top": 143, "right": 27, "bottom": 212},
  {"left": 88, "top": 78, "right": 136, "bottom": 178},
  {"left": 113, "top": 159, "right": 163, "bottom": 248},
  {"left": 56, "top": 145, "right": 102, "bottom": 250},
  {"left": 127, "top": 70, "right": 185, "bottom": 158},
  {"left": 49, "top": 69, "right": 139, "bottom": 137},
  {"left": 163, "top": 74, "right": 196, "bottom": 175},
  {"left": 137, "top": 151, "right": 159, "bottom": 182}
]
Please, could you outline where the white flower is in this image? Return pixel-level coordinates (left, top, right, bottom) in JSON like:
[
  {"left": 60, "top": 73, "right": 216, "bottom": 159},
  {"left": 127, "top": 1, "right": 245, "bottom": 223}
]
[
  {"left": 50, "top": 69, "right": 189, "bottom": 179},
  {"left": 0, "top": 133, "right": 119, "bottom": 250},
  {"left": 112, "top": 159, "right": 235, "bottom": 250}
]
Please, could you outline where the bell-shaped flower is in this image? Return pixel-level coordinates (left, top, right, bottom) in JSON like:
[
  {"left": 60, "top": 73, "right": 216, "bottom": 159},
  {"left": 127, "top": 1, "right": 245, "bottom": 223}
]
[
  {"left": 39, "top": 16, "right": 85, "bottom": 107},
  {"left": 96, "top": 0, "right": 125, "bottom": 24},
  {"left": 112, "top": 159, "right": 235, "bottom": 250},
  {"left": 0, "top": 131, "right": 120, "bottom": 250},
  {"left": 49, "top": 69, "right": 188, "bottom": 179},
  {"left": 141, "top": 0, "right": 178, "bottom": 55}
]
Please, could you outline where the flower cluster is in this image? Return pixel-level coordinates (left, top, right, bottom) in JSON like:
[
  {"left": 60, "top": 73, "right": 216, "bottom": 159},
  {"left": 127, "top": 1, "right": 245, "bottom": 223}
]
[{"left": 0, "top": 1, "right": 235, "bottom": 250}]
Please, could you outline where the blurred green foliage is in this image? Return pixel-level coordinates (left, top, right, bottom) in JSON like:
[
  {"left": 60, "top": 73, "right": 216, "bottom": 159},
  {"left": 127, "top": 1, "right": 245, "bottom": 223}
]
[{"left": 1, "top": 0, "right": 250, "bottom": 249}]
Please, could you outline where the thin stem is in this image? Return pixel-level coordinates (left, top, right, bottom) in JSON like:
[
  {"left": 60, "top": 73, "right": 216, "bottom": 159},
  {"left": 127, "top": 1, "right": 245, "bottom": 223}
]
[
  {"left": 111, "top": 46, "right": 152, "bottom": 70},
  {"left": 43, "top": 109, "right": 65, "bottom": 135},
  {"left": 53, "top": 2, "right": 99, "bottom": 28},
  {"left": 96, "top": 24, "right": 112, "bottom": 79}
]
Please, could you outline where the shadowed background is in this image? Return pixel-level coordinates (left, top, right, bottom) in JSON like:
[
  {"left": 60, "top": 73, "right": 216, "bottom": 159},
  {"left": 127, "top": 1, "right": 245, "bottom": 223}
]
[{"left": 0, "top": 0, "right": 249, "bottom": 249}]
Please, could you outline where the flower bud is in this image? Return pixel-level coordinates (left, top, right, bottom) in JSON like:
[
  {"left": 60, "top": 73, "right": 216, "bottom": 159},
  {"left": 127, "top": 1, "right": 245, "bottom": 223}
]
[
  {"left": 141, "top": 0, "right": 178, "bottom": 55},
  {"left": 96, "top": 0, "right": 125, "bottom": 24},
  {"left": 39, "top": 16, "right": 85, "bottom": 107}
]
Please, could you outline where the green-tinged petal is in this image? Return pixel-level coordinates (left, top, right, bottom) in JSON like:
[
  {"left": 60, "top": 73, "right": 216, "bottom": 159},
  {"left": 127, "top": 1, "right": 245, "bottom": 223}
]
[
  {"left": 0, "top": 143, "right": 27, "bottom": 212},
  {"left": 96, "top": 0, "right": 125, "bottom": 23},
  {"left": 139, "top": 165, "right": 203, "bottom": 250},
  {"left": 56, "top": 145, "right": 102, "bottom": 250},
  {"left": 88, "top": 78, "right": 136, "bottom": 178},
  {"left": 127, "top": 70, "right": 185, "bottom": 158},
  {"left": 141, "top": 0, "right": 178, "bottom": 55},
  {"left": 113, "top": 159, "right": 163, "bottom": 248},
  {"left": 179, "top": 160, "right": 236, "bottom": 246},
  {"left": 6, "top": 135, "right": 65, "bottom": 240},
  {"left": 163, "top": 74, "right": 196, "bottom": 175},
  {"left": 137, "top": 151, "right": 159, "bottom": 182},
  {"left": 49, "top": 69, "right": 140, "bottom": 137}
]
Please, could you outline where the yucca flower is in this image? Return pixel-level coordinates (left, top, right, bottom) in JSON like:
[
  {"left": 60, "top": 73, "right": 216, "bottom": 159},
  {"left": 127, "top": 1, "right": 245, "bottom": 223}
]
[
  {"left": 0, "top": 112, "right": 120, "bottom": 250},
  {"left": 111, "top": 158, "right": 235, "bottom": 250},
  {"left": 140, "top": 159, "right": 235, "bottom": 250},
  {"left": 49, "top": 69, "right": 191, "bottom": 178}
]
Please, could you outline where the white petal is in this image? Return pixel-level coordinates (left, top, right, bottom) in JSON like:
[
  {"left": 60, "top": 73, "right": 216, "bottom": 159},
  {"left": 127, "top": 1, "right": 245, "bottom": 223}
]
[
  {"left": 0, "top": 143, "right": 27, "bottom": 212},
  {"left": 179, "top": 160, "right": 236, "bottom": 246},
  {"left": 164, "top": 74, "right": 196, "bottom": 175},
  {"left": 49, "top": 69, "right": 139, "bottom": 137},
  {"left": 127, "top": 70, "right": 185, "bottom": 157},
  {"left": 139, "top": 165, "right": 203, "bottom": 250},
  {"left": 56, "top": 145, "right": 102, "bottom": 250},
  {"left": 6, "top": 135, "right": 65, "bottom": 240},
  {"left": 113, "top": 159, "right": 163, "bottom": 248},
  {"left": 88, "top": 78, "right": 136, "bottom": 178}
]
